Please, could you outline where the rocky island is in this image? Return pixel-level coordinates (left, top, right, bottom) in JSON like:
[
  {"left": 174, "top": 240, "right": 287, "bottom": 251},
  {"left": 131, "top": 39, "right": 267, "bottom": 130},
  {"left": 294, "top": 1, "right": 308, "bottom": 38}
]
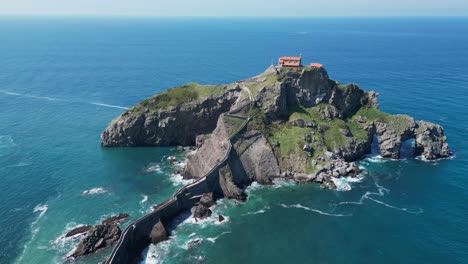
[{"left": 97, "top": 64, "right": 450, "bottom": 263}]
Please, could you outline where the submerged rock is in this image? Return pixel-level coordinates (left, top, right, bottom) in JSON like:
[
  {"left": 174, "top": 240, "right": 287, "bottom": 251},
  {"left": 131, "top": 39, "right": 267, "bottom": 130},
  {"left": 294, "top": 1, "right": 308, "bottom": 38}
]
[
  {"left": 218, "top": 215, "right": 225, "bottom": 222},
  {"left": 102, "top": 213, "right": 129, "bottom": 225}
]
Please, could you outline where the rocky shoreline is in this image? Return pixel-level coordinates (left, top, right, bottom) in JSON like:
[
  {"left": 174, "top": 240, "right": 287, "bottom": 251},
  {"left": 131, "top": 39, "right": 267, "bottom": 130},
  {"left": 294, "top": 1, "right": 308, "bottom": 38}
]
[{"left": 94, "top": 65, "right": 451, "bottom": 263}]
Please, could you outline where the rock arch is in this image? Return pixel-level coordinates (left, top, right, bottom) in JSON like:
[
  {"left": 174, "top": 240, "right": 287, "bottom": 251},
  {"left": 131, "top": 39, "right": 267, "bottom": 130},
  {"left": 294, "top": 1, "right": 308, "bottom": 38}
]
[{"left": 373, "top": 117, "right": 450, "bottom": 160}]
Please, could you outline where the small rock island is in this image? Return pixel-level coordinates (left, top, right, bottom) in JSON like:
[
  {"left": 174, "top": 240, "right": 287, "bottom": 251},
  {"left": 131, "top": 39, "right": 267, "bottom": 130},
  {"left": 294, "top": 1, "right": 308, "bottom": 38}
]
[{"left": 98, "top": 57, "right": 451, "bottom": 263}]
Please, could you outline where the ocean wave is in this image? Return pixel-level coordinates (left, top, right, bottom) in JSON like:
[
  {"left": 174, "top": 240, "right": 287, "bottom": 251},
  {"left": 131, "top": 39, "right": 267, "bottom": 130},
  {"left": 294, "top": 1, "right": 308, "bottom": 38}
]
[
  {"left": 415, "top": 154, "right": 455, "bottom": 162},
  {"left": 146, "top": 164, "right": 163, "bottom": 173},
  {"left": 169, "top": 172, "right": 194, "bottom": 187},
  {"left": 17, "top": 203, "right": 50, "bottom": 263},
  {"left": 51, "top": 222, "right": 86, "bottom": 258},
  {"left": 206, "top": 231, "right": 232, "bottom": 243},
  {"left": 272, "top": 178, "right": 296, "bottom": 188},
  {"left": 245, "top": 181, "right": 264, "bottom": 195},
  {"left": 81, "top": 187, "right": 107, "bottom": 195},
  {"left": 141, "top": 239, "right": 173, "bottom": 264},
  {"left": 33, "top": 204, "right": 48, "bottom": 220},
  {"left": 279, "top": 203, "right": 351, "bottom": 217},
  {"left": 332, "top": 174, "right": 365, "bottom": 191},
  {"left": 242, "top": 206, "right": 270, "bottom": 216},
  {"left": 140, "top": 194, "right": 149, "bottom": 204}
]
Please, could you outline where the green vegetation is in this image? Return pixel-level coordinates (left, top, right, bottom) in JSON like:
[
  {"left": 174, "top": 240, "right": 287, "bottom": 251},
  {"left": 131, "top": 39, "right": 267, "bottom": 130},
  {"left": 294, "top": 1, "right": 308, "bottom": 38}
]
[
  {"left": 130, "top": 83, "right": 228, "bottom": 113},
  {"left": 354, "top": 108, "right": 413, "bottom": 134},
  {"left": 223, "top": 115, "right": 248, "bottom": 137},
  {"left": 244, "top": 72, "right": 278, "bottom": 97},
  {"left": 354, "top": 107, "right": 391, "bottom": 122}
]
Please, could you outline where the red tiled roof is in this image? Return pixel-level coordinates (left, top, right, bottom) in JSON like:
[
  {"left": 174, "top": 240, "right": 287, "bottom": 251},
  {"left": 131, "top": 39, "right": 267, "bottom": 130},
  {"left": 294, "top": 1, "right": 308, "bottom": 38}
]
[
  {"left": 279, "top": 56, "right": 301, "bottom": 61},
  {"left": 310, "top": 63, "right": 323, "bottom": 68}
]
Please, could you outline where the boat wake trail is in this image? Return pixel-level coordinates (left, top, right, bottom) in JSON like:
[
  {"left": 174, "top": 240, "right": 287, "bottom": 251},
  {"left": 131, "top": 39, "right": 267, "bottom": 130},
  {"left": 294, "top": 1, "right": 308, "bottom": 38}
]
[
  {"left": 335, "top": 180, "right": 423, "bottom": 215},
  {"left": 279, "top": 203, "right": 351, "bottom": 217},
  {"left": 0, "top": 90, "right": 129, "bottom": 110}
]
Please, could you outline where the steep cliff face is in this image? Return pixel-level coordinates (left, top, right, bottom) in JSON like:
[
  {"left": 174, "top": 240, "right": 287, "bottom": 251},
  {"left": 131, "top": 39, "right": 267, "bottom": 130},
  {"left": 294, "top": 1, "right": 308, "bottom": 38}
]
[{"left": 101, "top": 85, "right": 242, "bottom": 147}]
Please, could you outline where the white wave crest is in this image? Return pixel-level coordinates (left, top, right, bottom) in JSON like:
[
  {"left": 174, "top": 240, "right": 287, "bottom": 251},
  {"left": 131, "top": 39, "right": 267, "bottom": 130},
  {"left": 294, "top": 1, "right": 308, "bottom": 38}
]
[
  {"left": 82, "top": 187, "right": 107, "bottom": 195},
  {"left": 332, "top": 174, "right": 365, "bottom": 192},
  {"left": 146, "top": 164, "right": 162, "bottom": 173},
  {"left": 272, "top": 178, "right": 296, "bottom": 188},
  {"left": 169, "top": 173, "right": 193, "bottom": 187},
  {"left": 140, "top": 194, "right": 149, "bottom": 204},
  {"left": 206, "top": 231, "right": 232, "bottom": 243},
  {"left": 243, "top": 206, "right": 270, "bottom": 216},
  {"left": 415, "top": 154, "right": 455, "bottom": 162},
  {"left": 33, "top": 204, "right": 48, "bottom": 219},
  {"left": 279, "top": 203, "right": 351, "bottom": 217}
]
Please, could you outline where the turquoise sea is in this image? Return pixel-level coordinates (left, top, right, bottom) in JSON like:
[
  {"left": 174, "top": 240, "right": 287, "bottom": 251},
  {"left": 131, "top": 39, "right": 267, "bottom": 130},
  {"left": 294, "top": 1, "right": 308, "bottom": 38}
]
[{"left": 0, "top": 17, "right": 467, "bottom": 264}]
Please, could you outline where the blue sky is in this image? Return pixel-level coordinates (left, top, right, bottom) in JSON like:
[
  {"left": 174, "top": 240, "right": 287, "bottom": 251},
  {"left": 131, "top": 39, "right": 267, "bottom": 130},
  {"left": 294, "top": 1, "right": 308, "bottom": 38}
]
[{"left": 0, "top": 0, "right": 467, "bottom": 16}]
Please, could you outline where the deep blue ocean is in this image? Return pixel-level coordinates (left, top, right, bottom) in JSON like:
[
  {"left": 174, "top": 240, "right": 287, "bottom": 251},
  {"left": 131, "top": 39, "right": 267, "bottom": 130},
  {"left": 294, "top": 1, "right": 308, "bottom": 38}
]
[{"left": 0, "top": 17, "right": 467, "bottom": 264}]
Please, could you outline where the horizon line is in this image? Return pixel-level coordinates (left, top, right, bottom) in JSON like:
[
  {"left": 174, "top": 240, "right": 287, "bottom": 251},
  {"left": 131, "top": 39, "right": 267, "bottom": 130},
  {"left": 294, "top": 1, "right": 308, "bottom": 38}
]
[{"left": 0, "top": 14, "right": 467, "bottom": 18}]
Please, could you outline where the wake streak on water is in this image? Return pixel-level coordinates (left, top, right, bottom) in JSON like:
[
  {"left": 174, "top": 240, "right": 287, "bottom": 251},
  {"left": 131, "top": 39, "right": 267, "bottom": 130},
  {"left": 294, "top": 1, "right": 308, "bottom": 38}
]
[
  {"left": 279, "top": 203, "right": 351, "bottom": 217},
  {"left": 335, "top": 180, "right": 424, "bottom": 215},
  {"left": 0, "top": 90, "right": 129, "bottom": 110}
]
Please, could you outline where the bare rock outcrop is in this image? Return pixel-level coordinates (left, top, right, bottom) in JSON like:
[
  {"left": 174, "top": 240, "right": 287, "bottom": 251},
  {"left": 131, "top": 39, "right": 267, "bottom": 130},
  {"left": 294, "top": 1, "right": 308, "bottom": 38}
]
[
  {"left": 149, "top": 220, "right": 169, "bottom": 245},
  {"left": 183, "top": 115, "right": 231, "bottom": 179},
  {"left": 374, "top": 115, "right": 451, "bottom": 160},
  {"left": 232, "top": 129, "right": 280, "bottom": 184},
  {"left": 71, "top": 222, "right": 121, "bottom": 258}
]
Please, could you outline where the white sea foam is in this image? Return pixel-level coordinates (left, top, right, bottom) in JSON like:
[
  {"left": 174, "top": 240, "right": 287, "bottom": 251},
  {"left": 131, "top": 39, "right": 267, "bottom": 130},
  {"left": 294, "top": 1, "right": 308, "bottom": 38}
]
[
  {"left": 146, "top": 164, "right": 163, "bottom": 173},
  {"left": 332, "top": 174, "right": 365, "bottom": 192},
  {"left": 182, "top": 213, "right": 230, "bottom": 227},
  {"left": 33, "top": 204, "right": 48, "bottom": 219},
  {"left": 272, "top": 178, "right": 296, "bottom": 188},
  {"left": 90, "top": 102, "right": 129, "bottom": 110},
  {"left": 335, "top": 181, "right": 423, "bottom": 214},
  {"left": 51, "top": 222, "right": 87, "bottom": 257},
  {"left": 15, "top": 203, "right": 51, "bottom": 263},
  {"left": 366, "top": 155, "right": 389, "bottom": 163},
  {"left": 140, "top": 194, "right": 149, "bottom": 204},
  {"left": 206, "top": 231, "right": 232, "bottom": 243},
  {"left": 279, "top": 203, "right": 351, "bottom": 217},
  {"left": 415, "top": 154, "right": 455, "bottom": 162},
  {"left": 141, "top": 239, "right": 173, "bottom": 264},
  {"left": 81, "top": 187, "right": 107, "bottom": 195},
  {"left": 243, "top": 206, "right": 270, "bottom": 216},
  {"left": 245, "top": 181, "right": 264, "bottom": 195},
  {"left": 169, "top": 172, "right": 193, "bottom": 187}
]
